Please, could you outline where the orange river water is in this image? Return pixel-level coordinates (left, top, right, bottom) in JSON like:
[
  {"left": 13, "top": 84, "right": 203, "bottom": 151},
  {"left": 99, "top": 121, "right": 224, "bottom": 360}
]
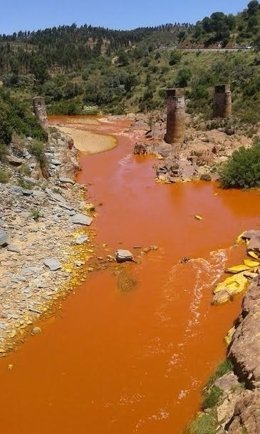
[{"left": 0, "top": 116, "right": 259, "bottom": 434}]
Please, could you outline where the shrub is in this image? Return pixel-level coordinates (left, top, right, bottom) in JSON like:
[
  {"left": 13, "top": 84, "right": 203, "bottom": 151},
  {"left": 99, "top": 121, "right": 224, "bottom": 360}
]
[
  {"left": 219, "top": 142, "right": 260, "bottom": 188},
  {"left": 202, "top": 386, "right": 223, "bottom": 410},
  {"left": 169, "top": 50, "right": 182, "bottom": 66},
  {"left": 176, "top": 67, "right": 192, "bottom": 87},
  {"left": 0, "top": 168, "right": 10, "bottom": 183},
  {"left": 31, "top": 208, "right": 41, "bottom": 221},
  {"left": 207, "top": 359, "right": 233, "bottom": 387},
  {"left": 186, "top": 411, "right": 217, "bottom": 434},
  {"left": 17, "top": 177, "right": 34, "bottom": 189},
  {"left": 0, "top": 143, "right": 7, "bottom": 161},
  {"left": 29, "top": 141, "right": 46, "bottom": 165}
]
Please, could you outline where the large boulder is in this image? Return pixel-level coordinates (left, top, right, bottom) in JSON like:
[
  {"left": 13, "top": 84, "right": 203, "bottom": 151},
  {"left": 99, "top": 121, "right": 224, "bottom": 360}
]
[
  {"left": 228, "top": 277, "right": 260, "bottom": 388},
  {"left": 226, "top": 390, "right": 260, "bottom": 434}
]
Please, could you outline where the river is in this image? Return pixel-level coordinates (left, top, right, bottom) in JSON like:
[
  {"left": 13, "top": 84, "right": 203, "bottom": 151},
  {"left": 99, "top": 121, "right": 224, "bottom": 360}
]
[{"left": 0, "top": 116, "right": 259, "bottom": 434}]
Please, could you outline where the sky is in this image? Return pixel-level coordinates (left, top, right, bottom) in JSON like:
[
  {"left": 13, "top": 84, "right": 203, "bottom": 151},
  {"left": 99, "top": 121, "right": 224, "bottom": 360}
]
[{"left": 0, "top": 0, "right": 251, "bottom": 34}]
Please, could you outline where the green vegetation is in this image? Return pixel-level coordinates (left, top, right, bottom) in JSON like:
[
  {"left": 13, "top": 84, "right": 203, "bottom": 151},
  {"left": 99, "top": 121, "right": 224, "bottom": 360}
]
[
  {"left": 31, "top": 208, "right": 41, "bottom": 221},
  {"left": 202, "top": 386, "right": 223, "bottom": 410},
  {"left": 29, "top": 141, "right": 46, "bottom": 165},
  {"left": 28, "top": 140, "right": 49, "bottom": 178},
  {"left": 188, "top": 1, "right": 260, "bottom": 48},
  {"left": 0, "top": 168, "right": 10, "bottom": 183},
  {"left": 0, "top": 89, "right": 47, "bottom": 144},
  {"left": 17, "top": 177, "right": 34, "bottom": 190},
  {"left": 0, "top": 2, "right": 259, "bottom": 120},
  {"left": 0, "top": 143, "right": 7, "bottom": 161},
  {"left": 206, "top": 359, "right": 233, "bottom": 387},
  {"left": 219, "top": 140, "right": 260, "bottom": 188},
  {"left": 186, "top": 359, "right": 233, "bottom": 433},
  {"left": 186, "top": 411, "right": 218, "bottom": 434}
]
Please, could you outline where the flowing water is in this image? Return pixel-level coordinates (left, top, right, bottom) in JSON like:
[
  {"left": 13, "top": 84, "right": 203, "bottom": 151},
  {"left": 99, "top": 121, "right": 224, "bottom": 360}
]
[{"left": 0, "top": 116, "right": 259, "bottom": 434}]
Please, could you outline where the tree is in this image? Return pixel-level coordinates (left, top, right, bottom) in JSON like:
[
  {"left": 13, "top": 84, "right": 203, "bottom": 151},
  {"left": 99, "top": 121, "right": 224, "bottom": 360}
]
[
  {"left": 176, "top": 68, "right": 192, "bottom": 87},
  {"left": 247, "top": 1, "right": 259, "bottom": 15}
]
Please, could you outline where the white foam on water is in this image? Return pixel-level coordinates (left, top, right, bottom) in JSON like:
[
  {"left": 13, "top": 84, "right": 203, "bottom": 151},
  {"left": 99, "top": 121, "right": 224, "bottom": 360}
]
[
  {"left": 134, "top": 407, "right": 170, "bottom": 432},
  {"left": 185, "top": 249, "right": 227, "bottom": 336},
  {"left": 118, "top": 153, "right": 132, "bottom": 168}
]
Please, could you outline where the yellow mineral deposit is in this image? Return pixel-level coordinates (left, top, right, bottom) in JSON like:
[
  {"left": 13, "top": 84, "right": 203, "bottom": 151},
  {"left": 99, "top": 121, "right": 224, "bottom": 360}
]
[
  {"left": 214, "top": 272, "right": 249, "bottom": 296},
  {"left": 225, "top": 264, "right": 251, "bottom": 274},
  {"left": 243, "top": 259, "right": 259, "bottom": 267}
]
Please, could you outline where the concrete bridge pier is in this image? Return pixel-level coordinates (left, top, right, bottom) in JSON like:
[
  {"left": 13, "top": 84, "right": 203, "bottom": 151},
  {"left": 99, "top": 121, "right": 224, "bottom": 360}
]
[
  {"left": 213, "top": 84, "right": 232, "bottom": 118},
  {"left": 164, "top": 88, "right": 186, "bottom": 145}
]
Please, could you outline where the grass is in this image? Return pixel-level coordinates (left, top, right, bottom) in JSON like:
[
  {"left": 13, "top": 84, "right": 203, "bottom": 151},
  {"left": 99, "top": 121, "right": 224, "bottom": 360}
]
[
  {"left": 186, "top": 359, "right": 234, "bottom": 433},
  {"left": 186, "top": 410, "right": 218, "bottom": 434},
  {"left": 0, "top": 143, "right": 7, "bottom": 161},
  {"left": 206, "top": 359, "right": 233, "bottom": 388},
  {"left": 17, "top": 177, "right": 34, "bottom": 190},
  {"left": 202, "top": 386, "right": 223, "bottom": 410},
  {"left": 0, "top": 168, "right": 10, "bottom": 183},
  {"left": 31, "top": 208, "right": 41, "bottom": 221}
]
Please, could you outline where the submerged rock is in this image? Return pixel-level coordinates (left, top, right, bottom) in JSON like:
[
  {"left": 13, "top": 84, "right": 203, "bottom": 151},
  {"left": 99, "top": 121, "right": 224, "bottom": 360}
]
[{"left": 32, "top": 326, "right": 42, "bottom": 335}]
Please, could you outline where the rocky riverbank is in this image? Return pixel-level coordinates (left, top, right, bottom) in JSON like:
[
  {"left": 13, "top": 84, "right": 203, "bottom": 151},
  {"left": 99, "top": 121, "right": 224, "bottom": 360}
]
[
  {"left": 187, "top": 234, "right": 260, "bottom": 434},
  {"left": 132, "top": 112, "right": 258, "bottom": 183},
  {"left": 0, "top": 128, "right": 98, "bottom": 355}
]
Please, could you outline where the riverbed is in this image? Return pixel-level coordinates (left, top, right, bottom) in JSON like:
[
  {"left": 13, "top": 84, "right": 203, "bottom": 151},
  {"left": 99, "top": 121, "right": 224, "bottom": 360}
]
[{"left": 0, "top": 116, "right": 259, "bottom": 434}]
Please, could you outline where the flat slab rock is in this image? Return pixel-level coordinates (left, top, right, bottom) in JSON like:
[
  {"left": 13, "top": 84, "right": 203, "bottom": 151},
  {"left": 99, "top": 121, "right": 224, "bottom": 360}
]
[
  {"left": 74, "top": 235, "right": 89, "bottom": 245},
  {"left": 71, "top": 213, "right": 93, "bottom": 226},
  {"left": 59, "top": 177, "right": 75, "bottom": 185},
  {"left": 116, "top": 249, "right": 134, "bottom": 263},
  {"left": 43, "top": 258, "right": 61, "bottom": 271}
]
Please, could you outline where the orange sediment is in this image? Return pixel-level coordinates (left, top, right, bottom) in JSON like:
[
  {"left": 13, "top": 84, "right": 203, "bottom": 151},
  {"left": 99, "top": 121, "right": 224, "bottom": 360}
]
[{"left": 0, "top": 116, "right": 259, "bottom": 434}]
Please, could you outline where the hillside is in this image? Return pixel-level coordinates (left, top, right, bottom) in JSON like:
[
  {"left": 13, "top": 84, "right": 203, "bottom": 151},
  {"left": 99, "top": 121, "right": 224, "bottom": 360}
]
[{"left": 0, "top": 1, "right": 259, "bottom": 123}]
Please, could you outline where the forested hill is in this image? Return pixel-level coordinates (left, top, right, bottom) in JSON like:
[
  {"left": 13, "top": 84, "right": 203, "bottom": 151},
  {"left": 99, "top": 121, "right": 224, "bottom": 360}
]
[{"left": 0, "top": 1, "right": 259, "bottom": 121}]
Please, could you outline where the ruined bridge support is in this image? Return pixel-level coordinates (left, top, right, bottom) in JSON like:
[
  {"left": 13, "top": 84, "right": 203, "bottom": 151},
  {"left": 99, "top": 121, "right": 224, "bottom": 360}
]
[
  {"left": 164, "top": 88, "right": 186, "bottom": 145},
  {"left": 33, "top": 96, "right": 49, "bottom": 131},
  {"left": 213, "top": 84, "right": 232, "bottom": 118}
]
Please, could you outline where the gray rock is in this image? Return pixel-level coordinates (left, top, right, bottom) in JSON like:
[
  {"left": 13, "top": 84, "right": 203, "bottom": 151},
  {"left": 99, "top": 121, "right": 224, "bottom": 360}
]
[
  {"left": 46, "top": 188, "right": 64, "bottom": 203},
  {"left": 74, "top": 235, "right": 89, "bottom": 245},
  {"left": 71, "top": 213, "right": 93, "bottom": 226},
  {"left": 22, "top": 189, "right": 33, "bottom": 196},
  {"left": 21, "top": 266, "right": 43, "bottom": 276},
  {"left": 43, "top": 258, "right": 61, "bottom": 271},
  {"left": 23, "top": 176, "right": 39, "bottom": 185},
  {"left": 115, "top": 249, "right": 134, "bottom": 263},
  {"left": 248, "top": 235, "right": 260, "bottom": 252},
  {"left": 51, "top": 159, "right": 62, "bottom": 166},
  {"left": 11, "top": 186, "right": 23, "bottom": 195},
  {"left": 0, "top": 229, "right": 8, "bottom": 247},
  {"left": 6, "top": 155, "right": 24, "bottom": 166},
  {"left": 7, "top": 244, "right": 20, "bottom": 253},
  {"left": 59, "top": 177, "right": 75, "bottom": 185},
  {"left": 242, "top": 230, "right": 260, "bottom": 240}
]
